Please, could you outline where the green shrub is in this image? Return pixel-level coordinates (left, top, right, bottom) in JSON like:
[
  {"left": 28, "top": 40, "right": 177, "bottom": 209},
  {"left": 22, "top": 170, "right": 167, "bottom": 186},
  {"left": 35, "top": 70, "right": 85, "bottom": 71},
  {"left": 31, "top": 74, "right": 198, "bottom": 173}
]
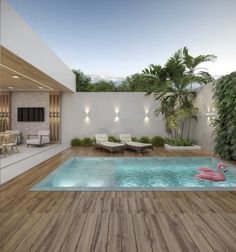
[
  {"left": 139, "top": 136, "right": 151, "bottom": 143},
  {"left": 151, "top": 136, "right": 165, "bottom": 147},
  {"left": 80, "top": 137, "right": 93, "bottom": 146},
  {"left": 165, "top": 138, "right": 193, "bottom": 146},
  {"left": 132, "top": 137, "right": 138, "bottom": 142},
  {"left": 71, "top": 138, "right": 81, "bottom": 146},
  {"left": 212, "top": 71, "right": 236, "bottom": 160},
  {"left": 108, "top": 135, "right": 119, "bottom": 142}
]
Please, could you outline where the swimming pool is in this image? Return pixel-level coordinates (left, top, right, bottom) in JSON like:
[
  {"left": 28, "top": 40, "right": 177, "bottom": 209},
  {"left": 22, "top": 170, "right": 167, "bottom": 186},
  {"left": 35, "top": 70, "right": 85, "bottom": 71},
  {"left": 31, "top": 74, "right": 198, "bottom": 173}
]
[{"left": 31, "top": 157, "right": 236, "bottom": 191}]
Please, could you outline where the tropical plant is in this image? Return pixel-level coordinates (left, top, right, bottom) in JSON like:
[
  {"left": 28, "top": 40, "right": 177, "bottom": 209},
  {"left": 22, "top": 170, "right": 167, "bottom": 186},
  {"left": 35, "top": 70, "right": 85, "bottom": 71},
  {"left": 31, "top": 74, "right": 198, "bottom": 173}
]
[
  {"left": 142, "top": 47, "right": 216, "bottom": 140},
  {"left": 212, "top": 71, "right": 236, "bottom": 160}
]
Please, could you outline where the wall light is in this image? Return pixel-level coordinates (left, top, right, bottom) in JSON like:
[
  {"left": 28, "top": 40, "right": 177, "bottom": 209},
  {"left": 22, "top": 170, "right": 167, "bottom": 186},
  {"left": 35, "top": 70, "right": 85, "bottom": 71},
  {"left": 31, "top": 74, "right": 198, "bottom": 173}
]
[
  {"left": 114, "top": 109, "right": 119, "bottom": 122},
  {"left": 144, "top": 110, "right": 149, "bottom": 122},
  {"left": 12, "top": 75, "right": 19, "bottom": 79},
  {"left": 206, "top": 107, "right": 216, "bottom": 123},
  {"left": 85, "top": 108, "right": 90, "bottom": 122},
  {"left": 206, "top": 111, "right": 216, "bottom": 117},
  {"left": 206, "top": 107, "right": 216, "bottom": 118}
]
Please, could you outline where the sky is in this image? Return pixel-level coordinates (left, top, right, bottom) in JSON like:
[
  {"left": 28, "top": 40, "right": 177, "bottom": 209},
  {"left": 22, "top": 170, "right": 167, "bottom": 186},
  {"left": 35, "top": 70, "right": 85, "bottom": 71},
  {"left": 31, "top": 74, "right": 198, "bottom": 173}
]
[{"left": 8, "top": 0, "right": 236, "bottom": 78}]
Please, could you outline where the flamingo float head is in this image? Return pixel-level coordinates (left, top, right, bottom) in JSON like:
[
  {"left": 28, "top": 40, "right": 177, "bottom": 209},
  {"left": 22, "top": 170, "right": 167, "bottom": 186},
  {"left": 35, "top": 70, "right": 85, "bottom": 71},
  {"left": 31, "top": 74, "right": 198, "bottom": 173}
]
[{"left": 217, "top": 163, "right": 228, "bottom": 172}]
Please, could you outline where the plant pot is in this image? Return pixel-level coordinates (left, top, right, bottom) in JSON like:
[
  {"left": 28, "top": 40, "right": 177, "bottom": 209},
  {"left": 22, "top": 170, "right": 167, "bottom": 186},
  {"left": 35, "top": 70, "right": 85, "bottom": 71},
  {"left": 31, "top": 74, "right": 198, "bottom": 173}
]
[{"left": 164, "top": 144, "right": 201, "bottom": 150}]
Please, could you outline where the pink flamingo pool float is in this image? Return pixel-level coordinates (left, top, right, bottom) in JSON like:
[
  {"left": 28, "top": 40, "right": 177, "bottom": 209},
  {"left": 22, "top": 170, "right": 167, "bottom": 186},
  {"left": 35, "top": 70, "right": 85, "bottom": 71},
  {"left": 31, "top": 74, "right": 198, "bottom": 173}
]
[{"left": 195, "top": 163, "right": 227, "bottom": 182}]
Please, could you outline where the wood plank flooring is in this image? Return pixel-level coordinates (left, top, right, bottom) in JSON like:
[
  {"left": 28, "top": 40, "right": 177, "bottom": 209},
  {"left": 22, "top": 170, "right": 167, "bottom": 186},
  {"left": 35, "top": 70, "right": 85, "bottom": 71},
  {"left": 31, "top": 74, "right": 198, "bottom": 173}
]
[{"left": 0, "top": 147, "right": 236, "bottom": 251}]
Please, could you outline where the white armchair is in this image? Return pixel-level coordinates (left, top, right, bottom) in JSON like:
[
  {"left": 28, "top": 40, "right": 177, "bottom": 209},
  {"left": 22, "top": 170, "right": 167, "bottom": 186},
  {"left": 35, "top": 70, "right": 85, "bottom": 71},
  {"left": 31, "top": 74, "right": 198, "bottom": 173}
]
[{"left": 27, "top": 130, "right": 50, "bottom": 147}]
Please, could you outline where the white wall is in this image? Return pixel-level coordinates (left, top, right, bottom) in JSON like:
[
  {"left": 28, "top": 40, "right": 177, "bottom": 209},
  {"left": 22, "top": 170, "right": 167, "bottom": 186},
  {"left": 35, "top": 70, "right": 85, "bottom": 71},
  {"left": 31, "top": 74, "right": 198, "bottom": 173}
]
[
  {"left": 61, "top": 92, "right": 168, "bottom": 143},
  {"left": 11, "top": 91, "right": 50, "bottom": 143},
  {"left": 191, "top": 84, "right": 215, "bottom": 150},
  {"left": 0, "top": 0, "right": 75, "bottom": 92}
]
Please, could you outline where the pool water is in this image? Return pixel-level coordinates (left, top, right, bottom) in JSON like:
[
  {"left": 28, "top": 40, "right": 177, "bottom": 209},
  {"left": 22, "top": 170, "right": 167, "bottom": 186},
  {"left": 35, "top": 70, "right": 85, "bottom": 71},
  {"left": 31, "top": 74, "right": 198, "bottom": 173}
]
[{"left": 31, "top": 157, "right": 236, "bottom": 191}]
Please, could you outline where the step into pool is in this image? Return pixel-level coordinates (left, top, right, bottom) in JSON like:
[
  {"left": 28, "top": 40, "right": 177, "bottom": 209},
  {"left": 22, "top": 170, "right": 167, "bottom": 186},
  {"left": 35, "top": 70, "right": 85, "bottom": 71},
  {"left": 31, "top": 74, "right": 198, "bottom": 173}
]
[{"left": 31, "top": 157, "right": 236, "bottom": 191}]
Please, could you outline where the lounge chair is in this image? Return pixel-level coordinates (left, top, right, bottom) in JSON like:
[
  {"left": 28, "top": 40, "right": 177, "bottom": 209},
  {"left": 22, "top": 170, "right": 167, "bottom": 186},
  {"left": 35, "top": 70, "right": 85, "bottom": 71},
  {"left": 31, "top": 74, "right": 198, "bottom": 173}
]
[
  {"left": 27, "top": 130, "right": 50, "bottom": 147},
  {"left": 119, "top": 134, "right": 153, "bottom": 155},
  {"left": 95, "top": 134, "right": 125, "bottom": 154}
]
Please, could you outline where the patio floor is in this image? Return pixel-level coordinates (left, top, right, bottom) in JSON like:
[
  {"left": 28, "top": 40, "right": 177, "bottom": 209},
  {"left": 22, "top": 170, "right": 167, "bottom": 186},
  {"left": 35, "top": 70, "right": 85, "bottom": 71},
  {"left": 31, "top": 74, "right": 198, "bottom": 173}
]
[{"left": 0, "top": 147, "right": 236, "bottom": 251}]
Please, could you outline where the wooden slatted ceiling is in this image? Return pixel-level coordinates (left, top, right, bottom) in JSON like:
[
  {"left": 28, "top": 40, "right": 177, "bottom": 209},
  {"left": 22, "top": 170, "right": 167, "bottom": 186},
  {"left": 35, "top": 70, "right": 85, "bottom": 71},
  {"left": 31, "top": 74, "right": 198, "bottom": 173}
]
[
  {"left": 0, "top": 147, "right": 236, "bottom": 251},
  {"left": 0, "top": 46, "right": 72, "bottom": 92}
]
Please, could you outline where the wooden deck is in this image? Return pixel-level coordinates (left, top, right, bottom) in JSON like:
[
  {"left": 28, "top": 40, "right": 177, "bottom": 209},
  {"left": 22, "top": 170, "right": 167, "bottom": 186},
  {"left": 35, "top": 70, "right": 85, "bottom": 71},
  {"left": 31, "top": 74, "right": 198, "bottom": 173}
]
[{"left": 0, "top": 147, "right": 236, "bottom": 252}]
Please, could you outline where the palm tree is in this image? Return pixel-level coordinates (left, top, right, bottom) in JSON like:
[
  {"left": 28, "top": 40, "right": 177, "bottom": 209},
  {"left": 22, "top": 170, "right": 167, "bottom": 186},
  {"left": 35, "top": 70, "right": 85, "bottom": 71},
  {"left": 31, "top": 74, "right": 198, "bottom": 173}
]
[
  {"left": 142, "top": 47, "right": 216, "bottom": 140},
  {"left": 183, "top": 47, "right": 216, "bottom": 89}
]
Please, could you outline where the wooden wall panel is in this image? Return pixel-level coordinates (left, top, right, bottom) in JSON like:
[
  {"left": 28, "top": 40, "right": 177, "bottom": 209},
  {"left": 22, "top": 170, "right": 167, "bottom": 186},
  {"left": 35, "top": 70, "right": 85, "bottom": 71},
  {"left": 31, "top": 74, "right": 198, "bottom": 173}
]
[
  {"left": 0, "top": 92, "right": 11, "bottom": 132},
  {"left": 49, "top": 93, "right": 61, "bottom": 143}
]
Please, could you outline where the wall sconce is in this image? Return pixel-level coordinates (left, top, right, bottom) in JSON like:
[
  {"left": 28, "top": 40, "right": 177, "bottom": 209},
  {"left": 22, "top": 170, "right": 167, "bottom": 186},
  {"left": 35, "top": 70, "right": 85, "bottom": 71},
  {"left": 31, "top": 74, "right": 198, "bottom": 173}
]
[
  {"left": 115, "top": 109, "right": 119, "bottom": 122},
  {"left": 206, "top": 111, "right": 216, "bottom": 117},
  {"left": 206, "top": 107, "right": 216, "bottom": 118},
  {"left": 144, "top": 110, "right": 149, "bottom": 122},
  {"left": 85, "top": 108, "right": 90, "bottom": 122},
  {"left": 206, "top": 107, "right": 216, "bottom": 123}
]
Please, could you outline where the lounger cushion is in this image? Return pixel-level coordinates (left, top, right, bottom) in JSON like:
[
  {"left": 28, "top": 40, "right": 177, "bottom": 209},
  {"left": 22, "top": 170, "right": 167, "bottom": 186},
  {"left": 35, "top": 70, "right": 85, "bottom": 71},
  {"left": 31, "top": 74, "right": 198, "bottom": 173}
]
[
  {"left": 99, "top": 141, "right": 125, "bottom": 147},
  {"left": 126, "top": 141, "right": 152, "bottom": 147}
]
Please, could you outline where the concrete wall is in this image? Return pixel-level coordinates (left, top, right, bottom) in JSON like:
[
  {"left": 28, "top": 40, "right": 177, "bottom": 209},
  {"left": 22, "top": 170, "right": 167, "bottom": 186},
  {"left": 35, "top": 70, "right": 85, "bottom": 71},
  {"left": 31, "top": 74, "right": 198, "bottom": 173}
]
[
  {"left": 61, "top": 87, "right": 216, "bottom": 150},
  {"left": 191, "top": 84, "right": 215, "bottom": 151},
  {"left": 61, "top": 92, "right": 168, "bottom": 143},
  {"left": 1, "top": 0, "right": 75, "bottom": 92},
  {"left": 11, "top": 91, "right": 50, "bottom": 143}
]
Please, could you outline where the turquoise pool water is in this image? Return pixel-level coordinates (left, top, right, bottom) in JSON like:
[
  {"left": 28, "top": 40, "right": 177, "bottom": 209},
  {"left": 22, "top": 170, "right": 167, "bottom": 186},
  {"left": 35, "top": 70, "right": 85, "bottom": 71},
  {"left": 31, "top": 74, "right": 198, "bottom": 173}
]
[{"left": 31, "top": 157, "right": 236, "bottom": 191}]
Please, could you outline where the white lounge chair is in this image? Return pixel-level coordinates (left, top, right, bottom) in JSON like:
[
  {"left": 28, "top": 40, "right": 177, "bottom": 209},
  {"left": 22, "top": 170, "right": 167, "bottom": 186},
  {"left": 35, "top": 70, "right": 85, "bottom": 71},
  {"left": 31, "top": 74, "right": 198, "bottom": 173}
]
[
  {"left": 95, "top": 134, "right": 125, "bottom": 154},
  {"left": 27, "top": 130, "right": 50, "bottom": 147},
  {"left": 119, "top": 134, "right": 153, "bottom": 155}
]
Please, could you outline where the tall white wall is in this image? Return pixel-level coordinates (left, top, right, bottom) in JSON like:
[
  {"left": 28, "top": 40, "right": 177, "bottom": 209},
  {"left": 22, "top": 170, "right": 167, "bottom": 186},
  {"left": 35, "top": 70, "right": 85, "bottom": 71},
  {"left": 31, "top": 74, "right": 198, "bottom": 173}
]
[
  {"left": 1, "top": 0, "right": 75, "bottom": 92},
  {"left": 61, "top": 92, "right": 168, "bottom": 143},
  {"left": 191, "top": 84, "right": 215, "bottom": 150},
  {"left": 11, "top": 91, "right": 49, "bottom": 143}
]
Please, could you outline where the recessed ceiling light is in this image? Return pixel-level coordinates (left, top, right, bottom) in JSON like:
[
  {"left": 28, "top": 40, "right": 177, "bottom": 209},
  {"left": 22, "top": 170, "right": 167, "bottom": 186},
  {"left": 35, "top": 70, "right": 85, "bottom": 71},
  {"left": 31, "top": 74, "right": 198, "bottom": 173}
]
[
  {"left": 12, "top": 75, "right": 19, "bottom": 79},
  {"left": 8, "top": 86, "right": 13, "bottom": 89}
]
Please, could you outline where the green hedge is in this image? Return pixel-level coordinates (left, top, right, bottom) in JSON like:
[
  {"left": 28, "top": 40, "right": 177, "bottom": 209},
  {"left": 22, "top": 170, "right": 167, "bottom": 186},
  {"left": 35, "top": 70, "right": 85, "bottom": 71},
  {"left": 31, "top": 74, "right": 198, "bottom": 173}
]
[
  {"left": 151, "top": 136, "right": 165, "bottom": 147},
  {"left": 139, "top": 136, "right": 151, "bottom": 143},
  {"left": 71, "top": 137, "right": 93, "bottom": 146},
  {"left": 212, "top": 71, "right": 236, "bottom": 160},
  {"left": 71, "top": 138, "right": 81, "bottom": 146}
]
